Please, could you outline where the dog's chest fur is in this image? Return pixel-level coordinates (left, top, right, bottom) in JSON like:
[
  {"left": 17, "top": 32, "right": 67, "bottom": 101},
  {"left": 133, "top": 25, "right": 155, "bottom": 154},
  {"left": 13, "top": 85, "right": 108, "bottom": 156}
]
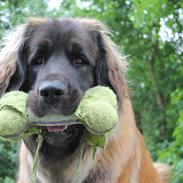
[{"left": 29, "top": 146, "right": 111, "bottom": 183}]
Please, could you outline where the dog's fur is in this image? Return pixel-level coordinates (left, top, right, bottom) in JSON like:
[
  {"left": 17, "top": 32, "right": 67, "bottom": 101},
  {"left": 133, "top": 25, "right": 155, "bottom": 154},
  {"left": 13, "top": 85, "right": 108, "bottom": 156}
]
[{"left": 0, "top": 18, "right": 170, "bottom": 183}]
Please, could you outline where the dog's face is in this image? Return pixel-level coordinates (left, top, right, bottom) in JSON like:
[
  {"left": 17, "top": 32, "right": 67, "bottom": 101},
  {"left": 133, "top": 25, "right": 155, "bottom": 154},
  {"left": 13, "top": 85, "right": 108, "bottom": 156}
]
[
  {"left": 6, "top": 18, "right": 113, "bottom": 158},
  {"left": 23, "top": 20, "right": 98, "bottom": 116}
]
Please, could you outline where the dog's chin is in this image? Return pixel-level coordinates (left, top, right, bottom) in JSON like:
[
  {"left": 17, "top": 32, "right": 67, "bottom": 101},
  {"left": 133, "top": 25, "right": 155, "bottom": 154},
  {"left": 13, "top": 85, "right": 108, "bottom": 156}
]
[
  {"left": 43, "top": 124, "right": 85, "bottom": 148},
  {"left": 36, "top": 124, "right": 85, "bottom": 160}
]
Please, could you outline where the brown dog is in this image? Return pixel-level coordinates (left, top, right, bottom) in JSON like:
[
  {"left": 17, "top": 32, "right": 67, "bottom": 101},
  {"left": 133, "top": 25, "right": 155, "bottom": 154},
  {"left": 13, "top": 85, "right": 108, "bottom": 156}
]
[{"left": 0, "top": 18, "right": 170, "bottom": 183}]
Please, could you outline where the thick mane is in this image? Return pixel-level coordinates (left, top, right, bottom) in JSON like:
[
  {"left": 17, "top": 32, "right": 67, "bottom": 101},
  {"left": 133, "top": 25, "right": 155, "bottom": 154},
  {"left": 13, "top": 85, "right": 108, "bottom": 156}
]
[
  {"left": 0, "top": 25, "right": 25, "bottom": 95},
  {"left": 0, "top": 18, "right": 46, "bottom": 95},
  {"left": 0, "top": 17, "right": 170, "bottom": 183}
]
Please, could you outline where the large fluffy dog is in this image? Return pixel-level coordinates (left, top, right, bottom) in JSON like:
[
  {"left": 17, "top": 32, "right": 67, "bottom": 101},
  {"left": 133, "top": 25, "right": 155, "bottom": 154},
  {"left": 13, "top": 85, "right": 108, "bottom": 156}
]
[{"left": 0, "top": 18, "right": 170, "bottom": 183}]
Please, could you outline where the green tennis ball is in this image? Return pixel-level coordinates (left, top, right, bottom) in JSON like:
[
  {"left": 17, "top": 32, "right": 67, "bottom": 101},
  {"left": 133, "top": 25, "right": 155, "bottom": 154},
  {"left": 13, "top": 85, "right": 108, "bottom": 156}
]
[
  {"left": 80, "top": 86, "right": 117, "bottom": 109},
  {"left": 0, "top": 91, "right": 28, "bottom": 136},
  {"left": 75, "top": 101, "right": 118, "bottom": 134},
  {"left": 0, "top": 91, "right": 28, "bottom": 114},
  {"left": 74, "top": 86, "right": 119, "bottom": 151},
  {"left": 74, "top": 86, "right": 118, "bottom": 135}
]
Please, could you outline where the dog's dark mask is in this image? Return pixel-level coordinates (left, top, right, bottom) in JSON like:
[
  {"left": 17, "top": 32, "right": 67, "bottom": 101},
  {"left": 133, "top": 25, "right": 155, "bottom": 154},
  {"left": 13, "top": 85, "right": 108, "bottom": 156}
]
[{"left": 6, "top": 19, "right": 112, "bottom": 159}]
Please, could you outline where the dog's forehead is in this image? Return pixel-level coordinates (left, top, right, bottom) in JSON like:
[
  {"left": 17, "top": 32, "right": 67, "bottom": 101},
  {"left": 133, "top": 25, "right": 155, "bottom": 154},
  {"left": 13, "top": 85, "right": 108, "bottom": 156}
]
[
  {"left": 30, "top": 19, "right": 91, "bottom": 46},
  {"left": 27, "top": 19, "right": 98, "bottom": 61}
]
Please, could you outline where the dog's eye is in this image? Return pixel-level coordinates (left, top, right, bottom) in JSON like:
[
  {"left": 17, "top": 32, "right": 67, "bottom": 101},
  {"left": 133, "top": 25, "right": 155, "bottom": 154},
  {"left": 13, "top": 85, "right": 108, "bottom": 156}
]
[
  {"left": 35, "top": 57, "right": 44, "bottom": 65},
  {"left": 73, "top": 58, "right": 84, "bottom": 65}
]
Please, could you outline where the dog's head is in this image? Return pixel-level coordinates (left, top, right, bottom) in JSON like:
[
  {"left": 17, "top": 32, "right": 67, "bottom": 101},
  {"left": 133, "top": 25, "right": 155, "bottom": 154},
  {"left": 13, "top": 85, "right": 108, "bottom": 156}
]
[{"left": 0, "top": 18, "right": 127, "bottom": 159}]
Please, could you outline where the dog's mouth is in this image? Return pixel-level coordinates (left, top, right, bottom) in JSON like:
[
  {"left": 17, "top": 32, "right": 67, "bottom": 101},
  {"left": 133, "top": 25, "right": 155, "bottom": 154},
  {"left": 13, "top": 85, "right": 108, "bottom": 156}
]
[
  {"left": 46, "top": 125, "right": 68, "bottom": 133},
  {"left": 41, "top": 122, "right": 85, "bottom": 148},
  {"left": 44, "top": 122, "right": 82, "bottom": 135},
  {"left": 28, "top": 109, "right": 85, "bottom": 148}
]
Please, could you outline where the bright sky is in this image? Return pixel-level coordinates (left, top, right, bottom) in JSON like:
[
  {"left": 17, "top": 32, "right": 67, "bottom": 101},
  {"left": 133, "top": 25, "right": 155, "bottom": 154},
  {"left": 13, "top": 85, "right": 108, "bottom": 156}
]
[{"left": 47, "top": 0, "right": 62, "bottom": 10}]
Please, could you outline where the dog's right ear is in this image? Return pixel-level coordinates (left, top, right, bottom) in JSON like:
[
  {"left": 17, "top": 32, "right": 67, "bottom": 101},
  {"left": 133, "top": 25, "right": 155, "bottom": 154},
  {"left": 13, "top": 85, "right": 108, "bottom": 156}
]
[
  {"left": 6, "top": 43, "right": 27, "bottom": 92},
  {"left": 0, "top": 18, "right": 46, "bottom": 96}
]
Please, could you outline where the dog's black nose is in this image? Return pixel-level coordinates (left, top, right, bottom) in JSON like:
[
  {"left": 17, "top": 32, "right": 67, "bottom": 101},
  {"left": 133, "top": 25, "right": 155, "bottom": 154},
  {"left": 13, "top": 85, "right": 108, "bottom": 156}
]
[{"left": 39, "top": 81, "right": 68, "bottom": 103}]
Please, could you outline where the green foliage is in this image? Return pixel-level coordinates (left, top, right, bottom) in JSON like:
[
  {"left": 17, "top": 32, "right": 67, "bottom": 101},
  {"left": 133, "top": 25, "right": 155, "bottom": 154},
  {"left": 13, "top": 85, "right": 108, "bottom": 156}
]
[
  {"left": 132, "top": 0, "right": 167, "bottom": 28},
  {"left": 159, "top": 89, "right": 183, "bottom": 182},
  {"left": 0, "top": 0, "right": 182, "bottom": 182},
  {"left": 0, "top": 142, "right": 18, "bottom": 183}
]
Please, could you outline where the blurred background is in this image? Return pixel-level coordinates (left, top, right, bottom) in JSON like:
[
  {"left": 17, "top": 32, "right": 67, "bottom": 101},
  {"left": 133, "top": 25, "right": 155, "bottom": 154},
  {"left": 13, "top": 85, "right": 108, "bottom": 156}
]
[{"left": 0, "top": 0, "right": 182, "bottom": 182}]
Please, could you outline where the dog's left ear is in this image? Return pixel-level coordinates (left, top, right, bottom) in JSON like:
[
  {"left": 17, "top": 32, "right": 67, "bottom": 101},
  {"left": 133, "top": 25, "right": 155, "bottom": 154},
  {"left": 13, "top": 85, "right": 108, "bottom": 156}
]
[
  {"left": 81, "top": 19, "right": 128, "bottom": 107},
  {"left": 0, "top": 18, "right": 46, "bottom": 95}
]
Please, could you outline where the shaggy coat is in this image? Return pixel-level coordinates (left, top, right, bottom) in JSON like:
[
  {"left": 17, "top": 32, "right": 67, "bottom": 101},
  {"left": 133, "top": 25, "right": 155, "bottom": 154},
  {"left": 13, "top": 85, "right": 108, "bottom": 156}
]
[{"left": 0, "top": 18, "right": 170, "bottom": 183}]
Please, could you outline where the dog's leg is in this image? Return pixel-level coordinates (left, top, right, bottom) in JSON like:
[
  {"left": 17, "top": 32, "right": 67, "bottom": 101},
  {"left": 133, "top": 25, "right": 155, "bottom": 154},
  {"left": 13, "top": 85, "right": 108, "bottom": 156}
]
[{"left": 17, "top": 142, "right": 32, "bottom": 183}]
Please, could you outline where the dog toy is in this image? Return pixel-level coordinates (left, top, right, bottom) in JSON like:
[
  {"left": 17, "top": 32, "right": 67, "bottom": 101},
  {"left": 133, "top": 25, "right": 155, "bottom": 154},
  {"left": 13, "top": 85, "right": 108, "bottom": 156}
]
[
  {"left": 0, "top": 86, "right": 119, "bottom": 182},
  {"left": 75, "top": 86, "right": 118, "bottom": 135},
  {"left": 0, "top": 86, "right": 119, "bottom": 143},
  {"left": 0, "top": 91, "right": 28, "bottom": 137}
]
